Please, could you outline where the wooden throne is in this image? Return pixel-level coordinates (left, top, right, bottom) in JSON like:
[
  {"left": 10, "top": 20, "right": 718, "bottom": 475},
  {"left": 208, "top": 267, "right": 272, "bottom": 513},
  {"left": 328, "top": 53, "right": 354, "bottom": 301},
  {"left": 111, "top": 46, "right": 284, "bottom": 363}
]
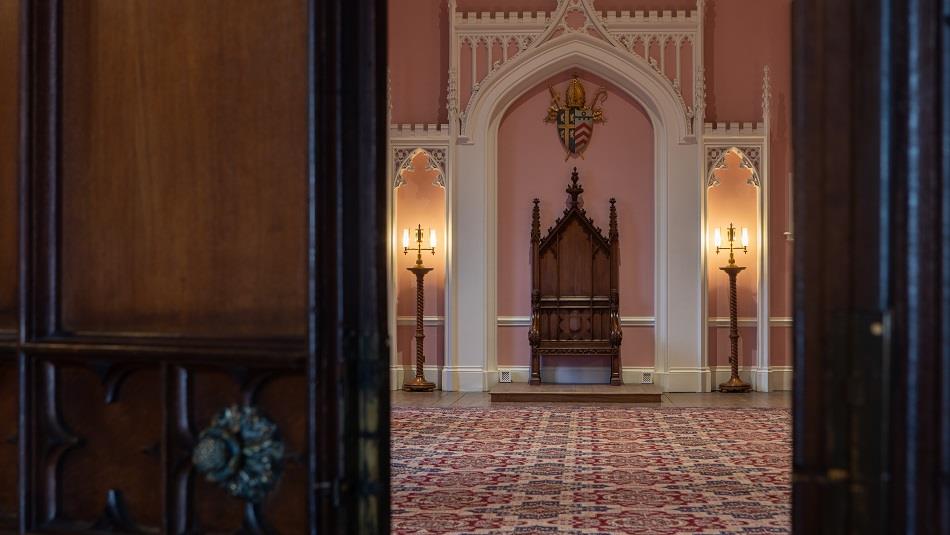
[{"left": 528, "top": 168, "right": 622, "bottom": 385}]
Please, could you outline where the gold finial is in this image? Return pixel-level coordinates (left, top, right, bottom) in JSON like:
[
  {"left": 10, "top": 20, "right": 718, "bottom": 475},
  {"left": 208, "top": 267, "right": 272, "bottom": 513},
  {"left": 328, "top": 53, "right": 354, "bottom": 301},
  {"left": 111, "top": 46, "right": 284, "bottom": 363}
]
[{"left": 565, "top": 76, "right": 586, "bottom": 108}]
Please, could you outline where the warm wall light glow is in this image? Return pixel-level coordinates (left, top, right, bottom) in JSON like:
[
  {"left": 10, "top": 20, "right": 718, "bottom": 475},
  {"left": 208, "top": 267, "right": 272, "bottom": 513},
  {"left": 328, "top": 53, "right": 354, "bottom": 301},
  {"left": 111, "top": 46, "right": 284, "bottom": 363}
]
[
  {"left": 713, "top": 227, "right": 722, "bottom": 248},
  {"left": 741, "top": 227, "right": 750, "bottom": 247},
  {"left": 429, "top": 228, "right": 437, "bottom": 248},
  {"left": 402, "top": 228, "right": 410, "bottom": 248}
]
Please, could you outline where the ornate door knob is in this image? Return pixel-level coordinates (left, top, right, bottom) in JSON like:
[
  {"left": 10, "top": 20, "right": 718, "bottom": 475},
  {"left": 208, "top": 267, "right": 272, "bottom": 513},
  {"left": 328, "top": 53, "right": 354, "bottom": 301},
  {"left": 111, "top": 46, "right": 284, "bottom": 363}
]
[{"left": 192, "top": 405, "right": 285, "bottom": 503}]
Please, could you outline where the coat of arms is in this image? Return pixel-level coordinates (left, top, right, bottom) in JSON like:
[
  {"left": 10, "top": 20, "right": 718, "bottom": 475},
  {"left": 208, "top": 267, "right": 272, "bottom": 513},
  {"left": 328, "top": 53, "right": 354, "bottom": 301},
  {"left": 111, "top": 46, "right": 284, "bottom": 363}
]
[{"left": 544, "top": 76, "right": 607, "bottom": 159}]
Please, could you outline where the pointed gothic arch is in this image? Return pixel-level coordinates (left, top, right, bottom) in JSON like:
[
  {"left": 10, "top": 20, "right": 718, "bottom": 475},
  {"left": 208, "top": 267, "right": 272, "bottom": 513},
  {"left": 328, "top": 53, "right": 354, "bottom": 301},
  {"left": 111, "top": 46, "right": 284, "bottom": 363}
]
[
  {"left": 392, "top": 147, "right": 447, "bottom": 189},
  {"left": 706, "top": 146, "right": 762, "bottom": 188},
  {"left": 446, "top": 34, "right": 705, "bottom": 392}
]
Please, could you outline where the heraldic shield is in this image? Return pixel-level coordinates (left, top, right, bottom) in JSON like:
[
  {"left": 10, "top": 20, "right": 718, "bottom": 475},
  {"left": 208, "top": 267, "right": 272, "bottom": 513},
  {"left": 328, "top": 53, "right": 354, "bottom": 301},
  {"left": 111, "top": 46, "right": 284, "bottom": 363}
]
[{"left": 545, "top": 76, "right": 607, "bottom": 159}]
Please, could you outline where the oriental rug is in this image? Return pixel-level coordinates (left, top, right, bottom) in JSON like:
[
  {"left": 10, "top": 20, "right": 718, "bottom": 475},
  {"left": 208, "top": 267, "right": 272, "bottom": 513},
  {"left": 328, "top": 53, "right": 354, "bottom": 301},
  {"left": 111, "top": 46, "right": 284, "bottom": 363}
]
[{"left": 392, "top": 407, "right": 790, "bottom": 534}]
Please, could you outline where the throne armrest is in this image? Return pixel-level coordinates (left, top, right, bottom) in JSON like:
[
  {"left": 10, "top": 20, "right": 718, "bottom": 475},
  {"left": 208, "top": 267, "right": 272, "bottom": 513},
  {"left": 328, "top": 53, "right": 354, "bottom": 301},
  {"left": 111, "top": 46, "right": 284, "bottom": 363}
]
[
  {"left": 609, "top": 310, "right": 622, "bottom": 346},
  {"left": 528, "top": 309, "right": 541, "bottom": 346}
]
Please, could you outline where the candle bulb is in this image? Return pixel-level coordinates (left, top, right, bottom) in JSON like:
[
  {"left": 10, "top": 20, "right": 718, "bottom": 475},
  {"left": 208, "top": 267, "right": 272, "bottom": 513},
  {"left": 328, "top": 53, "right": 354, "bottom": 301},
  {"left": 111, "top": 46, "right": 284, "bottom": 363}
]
[
  {"left": 402, "top": 228, "right": 410, "bottom": 248},
  {"left": 741, "top": 227, "right": 749, "bottom": 248},
  {"left": 713, "top": 227, "right": 722, "bottom": 248},
  {"left": 429, "top": 228, "right": 437, "bottom": 249}
]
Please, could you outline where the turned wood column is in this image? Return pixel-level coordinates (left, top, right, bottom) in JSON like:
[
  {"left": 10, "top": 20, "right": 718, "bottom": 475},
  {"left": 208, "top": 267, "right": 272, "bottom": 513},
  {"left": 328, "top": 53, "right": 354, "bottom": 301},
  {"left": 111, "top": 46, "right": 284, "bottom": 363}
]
[
  {"left": 404, "top": 265, "right": 435, "bottom": 391},
  {"left": 719, "top": 264, "right": 751, "bottom": 393}
]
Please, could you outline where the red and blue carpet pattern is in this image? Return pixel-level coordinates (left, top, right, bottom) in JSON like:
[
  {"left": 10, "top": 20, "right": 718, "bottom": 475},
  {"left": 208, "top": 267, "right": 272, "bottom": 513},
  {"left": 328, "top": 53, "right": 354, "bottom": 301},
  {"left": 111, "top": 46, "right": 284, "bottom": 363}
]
[{"left": 392, "top": 407, "right": 790, "bottom": 534}]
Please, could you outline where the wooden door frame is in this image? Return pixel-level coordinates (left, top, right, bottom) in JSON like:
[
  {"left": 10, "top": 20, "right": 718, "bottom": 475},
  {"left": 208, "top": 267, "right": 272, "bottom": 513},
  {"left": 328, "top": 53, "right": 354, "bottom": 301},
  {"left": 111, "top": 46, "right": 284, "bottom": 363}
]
[
  {"left": 792, "top": 0, "right": 949, "bottom": 533},
  {"left": 309, "top": 0, "right": 390, "bottom": 532}
]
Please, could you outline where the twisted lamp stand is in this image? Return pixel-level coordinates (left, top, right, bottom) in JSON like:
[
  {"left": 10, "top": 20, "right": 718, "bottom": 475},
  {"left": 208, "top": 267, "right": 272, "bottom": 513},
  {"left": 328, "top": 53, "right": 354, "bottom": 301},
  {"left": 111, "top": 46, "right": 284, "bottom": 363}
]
[
  {"left": 716, "top": 223, "right": 752, "bottom": 393},
  {"left": 403, "top": 224, "right": 436, "bottom": 392}
]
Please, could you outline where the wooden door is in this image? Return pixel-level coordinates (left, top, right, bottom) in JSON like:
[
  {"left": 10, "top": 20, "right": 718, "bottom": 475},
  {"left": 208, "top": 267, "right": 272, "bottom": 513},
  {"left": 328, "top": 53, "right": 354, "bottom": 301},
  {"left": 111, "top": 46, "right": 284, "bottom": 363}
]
[
  {"left": 793, "top": 0, "right": 949, "bottom": 533},
  {"left": 5, "top": 0, "right": 390, "bottom": 533}
]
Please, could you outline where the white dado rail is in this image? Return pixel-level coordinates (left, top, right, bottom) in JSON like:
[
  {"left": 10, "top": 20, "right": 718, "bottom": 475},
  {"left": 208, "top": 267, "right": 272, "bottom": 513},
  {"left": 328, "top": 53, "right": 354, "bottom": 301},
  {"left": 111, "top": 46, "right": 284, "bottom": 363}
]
[{"left": 394, "top": 316, "right": 793, "bottom": 327}]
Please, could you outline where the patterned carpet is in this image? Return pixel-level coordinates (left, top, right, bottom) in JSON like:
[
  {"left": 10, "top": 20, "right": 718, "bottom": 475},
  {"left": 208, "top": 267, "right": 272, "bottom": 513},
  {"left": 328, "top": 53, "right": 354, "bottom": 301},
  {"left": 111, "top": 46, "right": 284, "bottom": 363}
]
[{"left": 392, "top": 407, "right": 791, "bottom": 534}]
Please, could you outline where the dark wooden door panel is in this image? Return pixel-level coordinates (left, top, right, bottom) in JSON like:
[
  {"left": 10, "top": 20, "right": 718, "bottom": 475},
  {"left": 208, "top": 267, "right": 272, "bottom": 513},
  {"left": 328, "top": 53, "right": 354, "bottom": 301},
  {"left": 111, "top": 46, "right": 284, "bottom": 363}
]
[
  {"left": 58, "top": 0, "right": 308, "bottom": 339},
  {"left": 0, "top": 355, "right": 16, "bottom": 530},
  {"left": 12, "top": 0, "right": 391, "bottom": 531},
  {"left": 187, "top": 370, "right": 307, "bottom": 534},
  {"left": 51, "top": 363, "right": 163, "bottom": 531},
  {"left": 25, "top": 359, "right": 307, "bottom": 533},
  {"left": 16, "top": 0, "right": 316, "bottom": 532},
  {"left": 0, "top": 0, "right": 18, "bottom": 332}
]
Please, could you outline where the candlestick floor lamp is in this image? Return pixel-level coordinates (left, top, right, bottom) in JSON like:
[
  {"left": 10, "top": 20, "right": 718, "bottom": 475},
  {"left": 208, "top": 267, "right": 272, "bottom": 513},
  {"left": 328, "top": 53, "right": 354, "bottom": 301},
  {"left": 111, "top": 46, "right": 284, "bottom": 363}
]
[
  {"left": 713, "top": 223, "right": 753, "bottom": 393},
  {"left": 402, "top": 224, "right": 437, "bottom": 392}
]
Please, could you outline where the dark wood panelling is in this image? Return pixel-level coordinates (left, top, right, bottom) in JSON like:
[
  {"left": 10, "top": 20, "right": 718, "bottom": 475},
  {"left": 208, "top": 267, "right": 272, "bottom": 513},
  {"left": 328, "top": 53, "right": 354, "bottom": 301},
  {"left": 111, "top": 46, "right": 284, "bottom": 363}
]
[
  {"left": 161, "top": 368, "right": 307, "bottom": 534},
  {"left": 0, "top": 356, "right": 16, "bottom": 528},
  {"left": 0, "top": 0, "right": 18, "bottom": 331},
  {"left": 254, "top": 374, "right": 307, "bottom": 533},
  {"left": 188, "top": 371, "right": 244, "bottom": 534},
  {"left": 56, "top": 364, "right": 162, "bottom": 531},
  {"left": 58, "top": 0, "right": 308, "bottom": 338},
  {"left": 16, "top": 0, "right": 391, "bottom": 530}
]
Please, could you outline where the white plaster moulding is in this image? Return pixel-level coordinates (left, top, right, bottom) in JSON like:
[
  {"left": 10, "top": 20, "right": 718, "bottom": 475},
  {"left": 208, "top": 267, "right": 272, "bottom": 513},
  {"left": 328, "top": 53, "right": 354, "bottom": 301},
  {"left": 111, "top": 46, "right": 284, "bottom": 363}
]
[
  {"left": 496, "top": 316, "right": 656, "bottom": 327},
  {"left": 395, "top": 316, "right": 675, "bottom": 327},
  {"left": 455, "top": 0, "right": 700, "bottom": 142},
  {"left": 391, "top": 365, "right": 443, "bottom": 390},
  {"left": 708, "top": 316, "right": 793, "bottom": 327},
  {"left": 449, "top": 37, "right": 702, "bottom": 394},
  {"left": 441, "top": 365, "right": 490, "bottom": 392},
  {"left": 703, "top": 122, "right": 765, "bottom": 138},
  {"left": 390, "top": 124, "right": 450, "bottom": 140},
  {"left": 491, "top": 316, "right": 793, "bottom": 327},
  {"left": 392, "top": 365, "right": 793, "bottom": 392},
  {"left": 711, "top": 366, "right": 793, "bottom": 392},
  {"left": 455, "top": 9, "right": 699, "bottom": 29},
  {"left": 395, "top": 316, "right": 447, "bottom": 327},
  {"left": 492, "top": 366, "right": 792, "bottom": 391}
]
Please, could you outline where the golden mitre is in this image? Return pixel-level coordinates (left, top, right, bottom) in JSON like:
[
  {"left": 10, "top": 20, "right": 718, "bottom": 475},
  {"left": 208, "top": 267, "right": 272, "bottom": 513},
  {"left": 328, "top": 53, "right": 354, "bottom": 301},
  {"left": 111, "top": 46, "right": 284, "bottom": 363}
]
[{"left": 565, "top": 76, "right": 586, "bottom": 108}]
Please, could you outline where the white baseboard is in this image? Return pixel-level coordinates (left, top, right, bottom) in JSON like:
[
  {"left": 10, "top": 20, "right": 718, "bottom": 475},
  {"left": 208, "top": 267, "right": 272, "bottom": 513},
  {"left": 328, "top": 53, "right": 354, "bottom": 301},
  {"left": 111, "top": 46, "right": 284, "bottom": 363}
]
[
  {"left": 710, "top": 365, "right": 793, "bottom": 392},
  {"left": 440, "top": 366, "right": 486, "bottom": 392},
  {"left": 493, "top": 366, "right": 655, "bottom": 385},
  {"left": 479, "top": 365, "right": 793, "bottom": 392},
  {"left": 621, "top": 367, "right": 656, "bottom": 385},
  {"left": 391, "top": 365, "right": 442, "bottom": 390},
  {"left": 767, "top": 366, "right": 793, "bottom": 391},
  {"left": 663, "top": 367, "right": 711, "bottom": 392}
]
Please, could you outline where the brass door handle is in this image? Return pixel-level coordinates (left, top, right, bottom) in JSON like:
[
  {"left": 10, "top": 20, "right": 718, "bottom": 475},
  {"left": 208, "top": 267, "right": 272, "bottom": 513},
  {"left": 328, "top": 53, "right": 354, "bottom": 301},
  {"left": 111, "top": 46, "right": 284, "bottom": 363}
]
[{"left": 192, "top": 405, "right": 284, "bottom": 503}]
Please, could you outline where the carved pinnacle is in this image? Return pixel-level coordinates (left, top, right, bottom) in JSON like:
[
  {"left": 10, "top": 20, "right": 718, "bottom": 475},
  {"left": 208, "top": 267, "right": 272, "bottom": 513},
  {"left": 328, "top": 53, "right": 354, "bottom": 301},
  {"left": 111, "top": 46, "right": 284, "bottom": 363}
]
[
  {"left": 609, "top": 198, "right": 618, "bottom": 241},
  {"left": 531, "top": 198, "right": 541, "bottom": 242}
]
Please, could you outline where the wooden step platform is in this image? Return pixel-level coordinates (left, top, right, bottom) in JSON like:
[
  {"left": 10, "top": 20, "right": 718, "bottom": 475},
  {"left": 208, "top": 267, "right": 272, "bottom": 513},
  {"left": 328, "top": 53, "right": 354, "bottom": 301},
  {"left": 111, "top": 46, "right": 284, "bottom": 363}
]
[{"left": 489, "top": 383, "right": 662, "bottom": 403}]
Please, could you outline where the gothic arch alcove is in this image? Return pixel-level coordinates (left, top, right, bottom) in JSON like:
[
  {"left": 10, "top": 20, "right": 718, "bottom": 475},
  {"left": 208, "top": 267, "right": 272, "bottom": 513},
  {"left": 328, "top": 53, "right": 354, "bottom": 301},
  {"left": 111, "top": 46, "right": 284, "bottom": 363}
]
[
  {"left": 706, "top": 148, "right": 760, "bottom": 383},
  {"left": 447, "top": 30, "right": 704, "bottom": 392},
  {"left": 390, "top": 147, "right": 448, "bottom": 388},
  {"left": 494, "top": 71, "right": 655, "bottom": 383}
]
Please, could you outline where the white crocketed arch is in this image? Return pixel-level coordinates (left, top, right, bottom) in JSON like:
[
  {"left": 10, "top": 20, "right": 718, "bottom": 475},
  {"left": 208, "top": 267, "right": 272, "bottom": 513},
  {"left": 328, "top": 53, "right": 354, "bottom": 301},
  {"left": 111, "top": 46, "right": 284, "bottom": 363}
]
[
  {"left": 444, "top": 34, "right": 705, "bottom": 393},
  {"left": 462, "top": 34, "right": 692, "bottom": 144}
]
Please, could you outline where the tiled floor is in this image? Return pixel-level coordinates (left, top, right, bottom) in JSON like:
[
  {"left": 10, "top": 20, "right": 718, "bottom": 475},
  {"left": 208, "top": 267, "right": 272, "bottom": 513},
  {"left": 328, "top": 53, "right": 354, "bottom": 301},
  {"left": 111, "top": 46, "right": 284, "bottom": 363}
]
[{"left": 392, "top": 390, "right": 792, "bottom": 409}]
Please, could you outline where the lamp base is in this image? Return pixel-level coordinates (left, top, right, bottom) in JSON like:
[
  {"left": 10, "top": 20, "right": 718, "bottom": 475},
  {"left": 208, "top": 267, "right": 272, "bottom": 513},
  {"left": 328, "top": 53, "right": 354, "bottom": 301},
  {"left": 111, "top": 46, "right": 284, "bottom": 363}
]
[
  {"left": 718, "top": 376, "right": 752, "bottom": 393},
  {"left": 403, "top": 376, "right": 436, "bottom": 392}
]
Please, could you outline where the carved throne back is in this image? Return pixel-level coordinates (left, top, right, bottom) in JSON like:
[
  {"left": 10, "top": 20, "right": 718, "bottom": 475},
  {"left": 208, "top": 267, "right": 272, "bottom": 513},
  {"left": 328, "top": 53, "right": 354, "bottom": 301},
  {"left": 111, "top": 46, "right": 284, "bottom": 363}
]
[{"left": 528, "top": 169, "right": 622, "bottom": 385}]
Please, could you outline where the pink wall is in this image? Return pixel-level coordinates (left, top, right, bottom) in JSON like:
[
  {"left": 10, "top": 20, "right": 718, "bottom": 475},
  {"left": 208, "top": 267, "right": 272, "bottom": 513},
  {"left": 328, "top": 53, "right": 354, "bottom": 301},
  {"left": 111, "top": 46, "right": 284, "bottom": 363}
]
[
  {"left": 705, "top": 0, "right": 793, "bottom": 365},
  {"left": 395, "top": 152, "right": 446, "bottom": 367},
  {"left": 388, "top": 0, "right": 448, "bottom": 124},
  {"left": 389, "top": 0, "right": 794, "bottom": 367},
  {"left": 496, "top": 71, "right": 655, "bottom": 369}
]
